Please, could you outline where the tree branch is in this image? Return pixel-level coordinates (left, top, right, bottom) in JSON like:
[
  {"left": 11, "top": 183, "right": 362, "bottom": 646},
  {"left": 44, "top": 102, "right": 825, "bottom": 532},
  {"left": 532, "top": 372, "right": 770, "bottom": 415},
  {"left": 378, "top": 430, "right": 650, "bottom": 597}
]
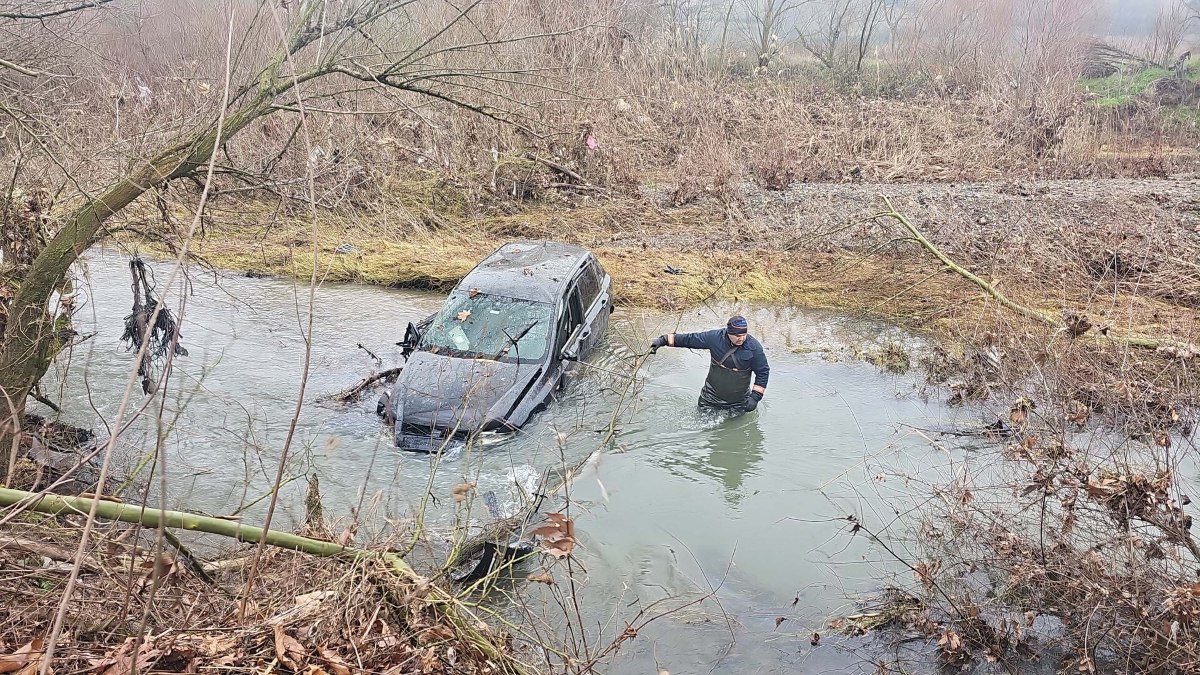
[
  {"left": 0, "top": 0, "right": 113, "bottom": 21},
  {"left": 0, "top": 57, "right": 40, "bottom": 76}
]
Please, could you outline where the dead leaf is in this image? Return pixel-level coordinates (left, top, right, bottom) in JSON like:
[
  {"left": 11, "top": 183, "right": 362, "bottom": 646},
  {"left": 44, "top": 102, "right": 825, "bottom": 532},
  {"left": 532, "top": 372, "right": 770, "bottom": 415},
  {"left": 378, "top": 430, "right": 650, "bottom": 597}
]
[
  {"left": 545, "top": 538, "right": 575, "bottom": 558},
  {"left": 451, "top": 482, "right": 476, "bottom": 503},
  {"left": 530, "top": 512, "right": 577, "bottom": 558},
  {"left": 774, "top": 616, "right": 787, "bottom": 629},
  {"left": 1009, "top": 407, "right": 1026, "bottom": 426},
  {"left": 545, "top": 512, "right": 575, "bottom": 538},
  {"left": 335, "top": 522, "right": 358, "bottom": 547},
  {"left": 522, "top": 267, "right": 533, "bottom": 276},
  {"left": 455, "top": 310, "right": 471, "bottom": 322},
  {"left": 316, "top": 647, "right": 350, "bottom": 675},
  {"left": 810, "top": 632, "right": 820, "bottom": 646},
  {"left": 91, "top": 636, "right": 164, "bottom": 675},
  {"left": 0, "top": 639, "right": 45, "bottom": 675},
  {"left": 273, "top": 625, "right": 306, "bottom": 671},
  {"left": 527, "top": 571, "right": 554, "bottom": 584},
  {"left": 529, "top": 524, "right": 564, "bottom": 539}
]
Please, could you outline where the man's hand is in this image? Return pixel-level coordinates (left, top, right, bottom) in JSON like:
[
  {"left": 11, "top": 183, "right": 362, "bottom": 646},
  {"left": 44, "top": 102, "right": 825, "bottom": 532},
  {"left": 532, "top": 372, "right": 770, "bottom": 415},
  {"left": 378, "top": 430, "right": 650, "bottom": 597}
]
[
  {"left": 649, "top": 335, "right": 668, "bottom": 354},
  {"left": 743, "top": 390, "right": 763, "bottom": 412}
]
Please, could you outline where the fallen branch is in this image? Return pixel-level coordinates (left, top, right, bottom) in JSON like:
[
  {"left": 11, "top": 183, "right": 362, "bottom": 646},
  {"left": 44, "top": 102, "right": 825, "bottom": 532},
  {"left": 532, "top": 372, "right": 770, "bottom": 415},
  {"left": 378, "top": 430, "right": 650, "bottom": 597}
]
[
  {"left": 334, "top": 366, "right": 403, "bottom": 402},
  {"left": 0, "top": 486, "right": 399, "bottom": 563},
  {"left": 0, "top": 536, "right": 99, "bottom": 571},
  {"left": 523, "top": 153, "right": 587, "bottom": 185},
  {"left": 873, "top": 199, "right": 1200, "bottom": 356}
]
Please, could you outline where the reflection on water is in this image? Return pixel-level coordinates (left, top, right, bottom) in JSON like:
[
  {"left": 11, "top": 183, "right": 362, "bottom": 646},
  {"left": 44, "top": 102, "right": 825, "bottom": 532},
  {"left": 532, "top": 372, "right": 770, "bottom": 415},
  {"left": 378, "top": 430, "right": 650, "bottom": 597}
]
[
  {"left": 44, "top": 252, "right": 965, "bottom": 674},
  {"left": 655, "top": 409, "right": 766, "bottom": 504}
]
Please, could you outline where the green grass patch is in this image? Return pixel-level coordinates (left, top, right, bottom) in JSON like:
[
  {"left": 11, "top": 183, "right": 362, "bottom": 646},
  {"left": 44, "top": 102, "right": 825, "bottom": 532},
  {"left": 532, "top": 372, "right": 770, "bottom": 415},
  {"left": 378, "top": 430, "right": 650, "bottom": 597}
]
[{"left": 1081, "top": 66, "right": 1172, "bottom": 107}]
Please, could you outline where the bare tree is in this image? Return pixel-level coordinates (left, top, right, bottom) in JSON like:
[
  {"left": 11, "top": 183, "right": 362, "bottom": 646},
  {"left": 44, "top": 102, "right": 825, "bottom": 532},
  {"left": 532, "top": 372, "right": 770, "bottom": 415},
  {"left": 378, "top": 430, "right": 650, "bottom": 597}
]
[
  {"left": 0, "top": 0, "right": 574, "bottom": 455},
  {"left": 796, "top": 0, "right": 852, "bottom": 68},
  {"left": 796, "top": 0, "right": 883, "bottom": 72},
  {"left": 1143, "top": 0, "right": 1193, "bottom": 68},
  {"left": 853, "top": 0, "right": 885, "bottom": 71},
  {"left": 744, "top": 0, "right": 813, "bottom": 69},
  {"left": 663, "top": 0, "right": 716, "bottom": 72},
  {"left": 879, "top": 0, "right": 923, "bottom": 57}
]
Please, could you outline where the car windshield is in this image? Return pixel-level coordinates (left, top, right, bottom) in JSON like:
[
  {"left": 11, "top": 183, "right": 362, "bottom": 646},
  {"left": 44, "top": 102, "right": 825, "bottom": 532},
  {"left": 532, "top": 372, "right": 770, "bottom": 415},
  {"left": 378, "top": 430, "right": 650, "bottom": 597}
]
[{"left": 420, "top": 292, "right": 554, "bottom": 363}]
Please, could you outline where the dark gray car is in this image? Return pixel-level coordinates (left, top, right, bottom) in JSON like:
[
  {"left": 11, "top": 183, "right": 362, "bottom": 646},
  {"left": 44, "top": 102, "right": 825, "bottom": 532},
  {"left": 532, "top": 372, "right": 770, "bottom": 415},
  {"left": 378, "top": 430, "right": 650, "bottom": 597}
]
[{"left": 379, "top": 241, "right": 612, "bottom": 452}]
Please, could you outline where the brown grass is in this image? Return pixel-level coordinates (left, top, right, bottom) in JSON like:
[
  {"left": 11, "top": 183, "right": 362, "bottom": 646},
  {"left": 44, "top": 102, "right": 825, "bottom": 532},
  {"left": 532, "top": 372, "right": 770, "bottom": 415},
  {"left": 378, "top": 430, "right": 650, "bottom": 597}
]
[{"left": 0, "top": 516, "right": 516, "bottom": 674}]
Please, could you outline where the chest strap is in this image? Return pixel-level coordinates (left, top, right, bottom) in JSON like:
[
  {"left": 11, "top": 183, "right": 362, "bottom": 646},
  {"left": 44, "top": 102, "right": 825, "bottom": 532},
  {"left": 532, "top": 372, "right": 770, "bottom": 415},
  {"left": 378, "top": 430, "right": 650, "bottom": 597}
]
[{"left": 711, "top": 345, "right": 743, "bottom": 371}]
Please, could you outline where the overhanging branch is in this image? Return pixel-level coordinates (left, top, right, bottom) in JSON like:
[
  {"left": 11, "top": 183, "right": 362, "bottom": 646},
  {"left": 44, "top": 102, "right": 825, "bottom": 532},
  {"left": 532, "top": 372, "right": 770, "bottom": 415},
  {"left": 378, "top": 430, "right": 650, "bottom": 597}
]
[{"left": 0, "top": 0, "right": 113, "bottom": 20}]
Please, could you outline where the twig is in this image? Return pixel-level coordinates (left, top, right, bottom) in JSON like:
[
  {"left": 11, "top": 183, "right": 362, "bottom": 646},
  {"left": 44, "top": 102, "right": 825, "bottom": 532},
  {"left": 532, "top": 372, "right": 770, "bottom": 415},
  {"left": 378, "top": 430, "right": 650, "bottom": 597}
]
[
  {"left": 356, "top": 342, "right": 382, "bottom": 364},
  {"left": 334, "top": 366, "right": 403, "bottom": 402},
  {"left": 523, "top": 153, "right": 586, "bottom": 184}
]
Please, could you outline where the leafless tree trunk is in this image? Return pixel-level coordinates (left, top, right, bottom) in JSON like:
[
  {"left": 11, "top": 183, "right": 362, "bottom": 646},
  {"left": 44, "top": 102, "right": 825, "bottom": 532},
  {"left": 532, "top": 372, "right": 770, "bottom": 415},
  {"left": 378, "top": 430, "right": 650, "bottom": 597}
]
[
  {"left": 853, "top": 0, "right": 885, "bottom": 71},
  {"left": 744, "top": 0, "right": 813, "bottom": 70},
  {"left": 796, "top": 0, "right": 853, "bottom": 69}
]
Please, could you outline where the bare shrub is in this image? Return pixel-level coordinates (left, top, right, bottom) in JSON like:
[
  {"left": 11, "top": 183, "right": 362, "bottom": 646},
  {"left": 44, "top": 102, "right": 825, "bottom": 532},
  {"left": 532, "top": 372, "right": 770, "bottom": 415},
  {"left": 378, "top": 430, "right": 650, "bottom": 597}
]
[
  {"left": 1141, "top": 0, "right": 1193, "bottom": 67},
  {"left": 750, "top": 142, "right": 799, "bottom": 190},
  {"left": 670, "top": 123, "right": 741, "bottom": 205}
]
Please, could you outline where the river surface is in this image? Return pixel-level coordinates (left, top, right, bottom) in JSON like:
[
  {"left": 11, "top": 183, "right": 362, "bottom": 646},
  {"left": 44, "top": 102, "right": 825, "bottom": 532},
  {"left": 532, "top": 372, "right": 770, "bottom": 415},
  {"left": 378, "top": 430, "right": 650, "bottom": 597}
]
[{"left": 43, "top": 250, "right": 972, "bottom": 673}]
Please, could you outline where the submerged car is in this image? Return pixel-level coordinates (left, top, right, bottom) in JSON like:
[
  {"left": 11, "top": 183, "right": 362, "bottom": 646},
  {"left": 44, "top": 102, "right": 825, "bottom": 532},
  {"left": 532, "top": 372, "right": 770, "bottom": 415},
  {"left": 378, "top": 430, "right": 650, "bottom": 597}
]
[{"left": 379, "top": 241, "right": 612, "bottom": 452}]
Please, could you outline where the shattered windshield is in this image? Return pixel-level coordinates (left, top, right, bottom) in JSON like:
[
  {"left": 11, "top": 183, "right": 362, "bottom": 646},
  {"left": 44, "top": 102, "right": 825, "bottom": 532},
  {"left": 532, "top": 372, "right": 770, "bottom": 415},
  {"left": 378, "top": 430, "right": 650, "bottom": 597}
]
[{"left": 420, "top": 292, "right": 553, "bottom": 363}]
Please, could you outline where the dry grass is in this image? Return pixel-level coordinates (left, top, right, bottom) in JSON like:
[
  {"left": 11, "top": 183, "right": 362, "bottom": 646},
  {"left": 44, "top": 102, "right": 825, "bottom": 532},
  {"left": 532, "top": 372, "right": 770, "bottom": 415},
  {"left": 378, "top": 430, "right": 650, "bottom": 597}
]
[{"left": 0, "top": 517, "right": 518, "bottom": 674}]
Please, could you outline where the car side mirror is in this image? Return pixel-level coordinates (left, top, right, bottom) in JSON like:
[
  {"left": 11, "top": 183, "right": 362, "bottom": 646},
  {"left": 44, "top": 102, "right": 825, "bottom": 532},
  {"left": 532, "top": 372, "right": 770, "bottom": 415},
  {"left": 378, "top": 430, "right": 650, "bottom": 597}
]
[
  {"left": 399, "top": 321, "right": 421, "bottom": 358},
  {"left": 561, "top": 344, "right": 580, "bottom": 362}
]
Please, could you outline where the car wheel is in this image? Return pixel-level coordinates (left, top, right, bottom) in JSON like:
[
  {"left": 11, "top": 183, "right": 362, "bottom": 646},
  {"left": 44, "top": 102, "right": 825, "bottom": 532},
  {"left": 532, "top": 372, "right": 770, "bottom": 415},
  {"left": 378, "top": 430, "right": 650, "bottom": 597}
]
[{"left": 376, "top": 390, "right": 390, "bottom": 416}]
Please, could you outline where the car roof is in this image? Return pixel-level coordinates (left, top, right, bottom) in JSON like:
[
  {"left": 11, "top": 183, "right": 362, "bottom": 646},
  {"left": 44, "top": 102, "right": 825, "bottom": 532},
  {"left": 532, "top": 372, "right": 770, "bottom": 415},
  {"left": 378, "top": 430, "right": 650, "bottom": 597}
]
[{"left": 457, "top": 240, "right": 593, "bottom": 303}]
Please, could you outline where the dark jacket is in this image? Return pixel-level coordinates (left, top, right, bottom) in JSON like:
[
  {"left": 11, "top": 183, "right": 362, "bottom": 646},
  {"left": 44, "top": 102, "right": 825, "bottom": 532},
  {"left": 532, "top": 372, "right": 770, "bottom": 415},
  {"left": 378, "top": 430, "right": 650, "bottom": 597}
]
[{"left": 672, "top": 329, "right": 770, "bottom": 392}]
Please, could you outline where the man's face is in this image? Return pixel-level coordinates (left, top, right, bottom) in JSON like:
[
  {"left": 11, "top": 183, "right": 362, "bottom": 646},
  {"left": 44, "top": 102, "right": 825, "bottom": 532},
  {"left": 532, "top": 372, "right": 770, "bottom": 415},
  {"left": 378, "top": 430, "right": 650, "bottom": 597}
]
[{"left": 729, "top": 332, "right": 747, "bottom": 346}]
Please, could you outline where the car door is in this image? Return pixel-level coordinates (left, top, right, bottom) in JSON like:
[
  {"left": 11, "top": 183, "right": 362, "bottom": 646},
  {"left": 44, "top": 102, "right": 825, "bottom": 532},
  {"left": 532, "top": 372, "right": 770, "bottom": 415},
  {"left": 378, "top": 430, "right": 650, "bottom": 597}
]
[
  {"left": 574, "top": 258, "right": 609, "bottom": 357},
  {"left": 554, "top": 285, "right": 587, "bottom": 387}
]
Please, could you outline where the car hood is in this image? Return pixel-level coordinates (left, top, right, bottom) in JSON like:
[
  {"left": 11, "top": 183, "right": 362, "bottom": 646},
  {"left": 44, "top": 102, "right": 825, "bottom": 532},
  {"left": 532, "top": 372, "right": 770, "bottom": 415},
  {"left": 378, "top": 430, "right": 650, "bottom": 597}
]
[{"left": 393, "top": 351, "right": 538, "bottom": 434}]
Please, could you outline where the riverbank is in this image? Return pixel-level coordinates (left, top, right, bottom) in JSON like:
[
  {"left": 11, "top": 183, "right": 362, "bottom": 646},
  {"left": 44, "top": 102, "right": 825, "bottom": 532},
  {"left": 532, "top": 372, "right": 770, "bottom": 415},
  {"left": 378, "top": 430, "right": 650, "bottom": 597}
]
[{"left": 162, "top": 174, "right": 1200, "bottom": 352}]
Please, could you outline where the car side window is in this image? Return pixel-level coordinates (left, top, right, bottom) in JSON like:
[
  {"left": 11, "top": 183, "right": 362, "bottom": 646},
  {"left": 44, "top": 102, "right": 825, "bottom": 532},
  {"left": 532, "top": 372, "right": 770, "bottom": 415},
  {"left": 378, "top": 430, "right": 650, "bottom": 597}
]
[
  {"left": 576, "top": 260, "right": 601, "bottom": 310},
  {"left": 556, "top": 287, "right": 584, "bottom": 354}
]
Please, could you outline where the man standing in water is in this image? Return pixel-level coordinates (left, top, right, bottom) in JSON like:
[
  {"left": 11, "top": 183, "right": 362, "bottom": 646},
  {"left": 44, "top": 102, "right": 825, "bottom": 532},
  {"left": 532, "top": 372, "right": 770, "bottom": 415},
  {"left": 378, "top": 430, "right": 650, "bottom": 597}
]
[{"left": 649, "top": 315, "right": 769, "bottom": 412}]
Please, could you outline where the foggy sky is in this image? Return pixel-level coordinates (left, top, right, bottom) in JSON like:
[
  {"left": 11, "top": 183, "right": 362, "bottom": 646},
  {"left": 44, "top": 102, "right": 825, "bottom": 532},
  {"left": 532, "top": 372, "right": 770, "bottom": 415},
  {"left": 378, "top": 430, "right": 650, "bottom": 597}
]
[{"left": 1107, "top": 0, "right": 1189, "bottom": 35}]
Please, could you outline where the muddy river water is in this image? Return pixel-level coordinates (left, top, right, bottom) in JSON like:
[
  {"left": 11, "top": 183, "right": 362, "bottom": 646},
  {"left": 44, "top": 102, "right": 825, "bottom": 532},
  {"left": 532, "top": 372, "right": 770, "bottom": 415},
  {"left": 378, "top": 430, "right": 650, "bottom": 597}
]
[{"left": 44, "top": 251, "right": 976, "bottom": 673}]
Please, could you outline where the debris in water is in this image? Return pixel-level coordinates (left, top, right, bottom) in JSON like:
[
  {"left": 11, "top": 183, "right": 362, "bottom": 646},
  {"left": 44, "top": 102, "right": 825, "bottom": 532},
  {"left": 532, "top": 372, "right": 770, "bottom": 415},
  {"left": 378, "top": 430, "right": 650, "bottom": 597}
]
[{"left": 119, "top": 257, "right": 187, "bottom": 394}]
